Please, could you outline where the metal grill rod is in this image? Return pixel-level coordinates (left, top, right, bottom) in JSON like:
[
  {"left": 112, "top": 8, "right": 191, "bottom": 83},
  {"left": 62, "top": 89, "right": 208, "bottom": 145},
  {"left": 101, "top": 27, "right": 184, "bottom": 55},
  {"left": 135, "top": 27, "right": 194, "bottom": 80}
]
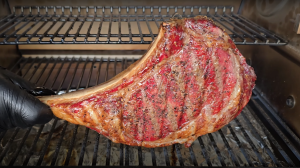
[
  {"left": 27, "top": 58, "right": 45, "bottom": 81},
  {"left": 107, "top": 11, "right": 113, "bottom": 43},
  {"left": 216, "top": 14, "right": 258, "bottom": 43},
  {"left": 0, "top": 131, "right": 7, "bottom": 146},
  {"left": 163, "top": 146, "right": 171, "bottom": 166},
  {"left": 27, "top": 14, "right": 55, "bottom": 42},
  {"left": 0, "top": 128, "right": 20, "bottom": 162},
  {"left": 0, "top": 6, "right": 287, "bottom": 45},
  {"left": 6, "top": 127, "right": 30, "bottom": 165},
  {"left": 136, "top": 9, "right": 145, "bottom": 43},
  {"left": 0, "top": 57, "right": 46, "bottom": 164},
  {"left": 144, "top": 15, "right": 154, "bottom": 41},
  {"left": 73, "top": 14, "right": 87, "bottom": 43},
  {"left": 95, "top": 8, "right": 104, "bottom": 43},
  {"left": 84, "top": 16, "right": 95, "bottom": 42},
  {"left": 50, "top": 17, "right": 68, "bottom": 43},
  {"left": 64, "top": 58, "right": 90, "bottom": 165},
  {"left": 217, "top": 129, "right": 240, "bottom": 166},
  {"left": 207, "top": 133, "right": 226, "bottom": 166},
  {"left": 91, "top": 58, "right": 103, "bottom": 165},
  {"left": 0, "top": 14, "right": 23, "bottom": 34},
  {"left": 7, "top": 57, "right": 51, "bottom": 166},
  {"left": 50, "top": 58, "right": 83, "bottom": 166},
  {"left": 105, "top": 59, "right": 112, "bottom": 166},
  {"left": 234, "top": 117, "right": 268, "bottom": 166},
  {"left": 22, "top": 58, "right": 60, "bottom": 166},
  {"left": 227, "top": 123, "right": 254, "bottom": 166},
  {"left": 244, "top": 104, "right": 295, "bottom": 166},
  {"left": 138, "top": 146, "right": 143, "bottom": 166},
  {"left": 152, "top": 15, "right": 160, "bottom": 29},
  {"left": 129, "top": 57, "right": 144, "bottom": 166},
  {"left": 8, "top": 57, "right": 24, "bottom": 72},
  {"left": 150, "top": 148, "right": 157, "bottom": 166},
  {"left": 123, "top": 59, "right": 132, "bottom": 166},
  {"left": 233, "top": 14, "right": 284, "bottom": 43},
  {"left": 250, "top": 96, "right": 300, "bottom": 162},
  {"left": 174, "top": 144, "right": 184, "bottom": 166},
  {"left": 14, "top": 58, "right": 30, "bottom": 75},
  {"left": 21, "top": 57, "right": 39, "bottom": 78},
  {"left": 33, "top": 58, "right": 53, "bottom": 83},
  {"left": 240, "top": 111, "right": 282, "bottom": 166},
  {"left": 4, "top": 15, "right": 38, "bottom": 43},
  {"left": 35, "top": 57, "right": 74, "bottom": 166},
  {"left": 38, "top": 13, "right": 63, "bottom": 43},
  {"left": 61, "top": 12, "right": 79, "bottom": 43},
  {"left": 209, "top": 14, "right": 245, "bottom": 43},
  {"left": 118, "top": 13, "right": 122, "bottom": 43},
  {"left": 78, "top": 57, "right": 97, "bottom": 166},
  {"left": 119, "top": 59, "right": 125, "bottom": 166},
  {"left": 127, "top": 11, "right": 133, "bottom": 43},
  {"left": 224, "top": 14, "right": 268, "bottom": 42},
  {"left": 197, "top": 136, "right": 212, "bottom": 166},
  {"left": 0, "top": 13, "right": 14, "bottom": 23}
]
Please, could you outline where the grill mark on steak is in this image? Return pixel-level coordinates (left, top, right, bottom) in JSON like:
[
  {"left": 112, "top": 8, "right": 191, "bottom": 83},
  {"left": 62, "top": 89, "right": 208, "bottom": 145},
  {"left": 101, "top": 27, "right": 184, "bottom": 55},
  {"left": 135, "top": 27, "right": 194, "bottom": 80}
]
[
  {"left": 188, "top": 51, "right": 204, "bottom": 118},
  {"left": 140, "top": 89, "right": 157, "bottom": 141},
  {"left": 123, "top": 90, "right": 138, "bottom": 141},
  {"left": 135, "top": 90, "right": 144, "bottom": 141},
  {"left": 191, "top": 48, "right": 206, "bottom": 117},
  {"left": 217, "top": 47, "right": 236, "bottom": 109},
  {"left": 211, "top": 48, "right": 224, "bottom": 115},
  {"left": 213, "top": 47, "right": 242, "bottom": 130},
  {"left": 153, "top": 71, "right": 167, "bottom": 139},
  {"left": 168, "top": 61, "right": 186, "bottom": 130},
  {"left": 161, "top": 64, "right": 178, "bottom": 137},
  {"left": 181, "top": 47, "right": 199, "bottom": 121},
  {"left": 198, "top": 46, "right": 218, "bottom": 132},
  {"left": 142, "top": 78, "right": 161, "bottom": 140},
  {"left": 40, "top": 16, "right": 256, "bottom": 148}
]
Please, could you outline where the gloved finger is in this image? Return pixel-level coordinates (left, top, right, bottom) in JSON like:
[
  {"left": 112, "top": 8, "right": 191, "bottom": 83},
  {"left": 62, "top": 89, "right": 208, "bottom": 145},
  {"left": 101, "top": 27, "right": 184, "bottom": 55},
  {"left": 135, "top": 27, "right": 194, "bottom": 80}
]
[
  {"left": 18, "top": 92, "right": 54, "bottom": 127},
  {"left": 0, "top": 67, "right": 55, "bottom": 96},
  {"left": 0, "top": 84, "right": 54, "bottom": 129},
  {"left": 0, "top": 66, "right": 36, "bottom": 92}
]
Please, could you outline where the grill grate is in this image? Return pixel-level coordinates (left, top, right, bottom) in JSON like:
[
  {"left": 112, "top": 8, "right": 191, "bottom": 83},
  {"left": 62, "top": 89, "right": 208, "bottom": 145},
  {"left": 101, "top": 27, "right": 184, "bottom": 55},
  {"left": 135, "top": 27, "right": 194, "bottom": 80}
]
[
  {"left": 0, "top": 6, "right": 287, "bottom": 45},
  {"left": 0, "top": 57, "right": 300, "bottom": 166}
]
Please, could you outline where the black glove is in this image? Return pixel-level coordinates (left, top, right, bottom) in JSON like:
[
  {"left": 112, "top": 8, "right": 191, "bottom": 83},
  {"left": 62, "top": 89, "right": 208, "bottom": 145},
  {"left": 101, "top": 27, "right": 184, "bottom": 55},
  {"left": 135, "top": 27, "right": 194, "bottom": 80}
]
[{"left": 0, "top": 67, "right": 55, "bottom": 131}]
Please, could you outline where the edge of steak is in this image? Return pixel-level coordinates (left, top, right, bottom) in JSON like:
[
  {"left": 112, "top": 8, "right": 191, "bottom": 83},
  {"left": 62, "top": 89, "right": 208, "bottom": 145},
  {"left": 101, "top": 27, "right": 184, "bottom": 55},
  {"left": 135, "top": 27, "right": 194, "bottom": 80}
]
[{"left": 38, "top": 16, "right": 256, "bottom": 148}]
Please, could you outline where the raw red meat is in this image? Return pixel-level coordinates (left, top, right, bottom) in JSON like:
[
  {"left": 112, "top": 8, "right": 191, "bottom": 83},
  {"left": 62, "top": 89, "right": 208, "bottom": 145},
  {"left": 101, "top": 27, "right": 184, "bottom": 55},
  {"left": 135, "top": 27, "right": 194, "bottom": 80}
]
[{"left": 39, "top": 16, "right": 256, "bottom": 148}]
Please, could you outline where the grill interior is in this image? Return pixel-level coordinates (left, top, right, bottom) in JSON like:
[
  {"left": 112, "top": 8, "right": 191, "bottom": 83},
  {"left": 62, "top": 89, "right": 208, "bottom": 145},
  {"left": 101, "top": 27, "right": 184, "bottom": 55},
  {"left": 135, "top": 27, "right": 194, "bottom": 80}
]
[
  {"left": 0, "top": 4, "right": 299, "bottom": 167},
  {"left": 0, "top": 6, "right": 287, "bottom": 45},
  {"left": 0, "top": 57, "right": 299, "bottom": 166}
]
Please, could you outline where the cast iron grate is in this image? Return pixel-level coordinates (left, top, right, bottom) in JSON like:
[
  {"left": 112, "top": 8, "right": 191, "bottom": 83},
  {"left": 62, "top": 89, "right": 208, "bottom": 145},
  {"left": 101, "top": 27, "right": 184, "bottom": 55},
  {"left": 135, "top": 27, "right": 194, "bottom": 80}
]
[
  {"left": 0, "top": 57, "right": 299, "bottom": 166},
  {"left": 0, "top": 6, "right": 287, "bottom": 45}
]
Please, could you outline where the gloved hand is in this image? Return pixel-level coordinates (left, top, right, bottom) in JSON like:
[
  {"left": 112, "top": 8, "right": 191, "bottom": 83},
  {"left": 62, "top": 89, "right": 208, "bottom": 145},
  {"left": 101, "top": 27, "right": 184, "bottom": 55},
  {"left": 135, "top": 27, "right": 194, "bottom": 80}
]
[{"left": 0, "top": 67, "right": 55, "bottom": 131}]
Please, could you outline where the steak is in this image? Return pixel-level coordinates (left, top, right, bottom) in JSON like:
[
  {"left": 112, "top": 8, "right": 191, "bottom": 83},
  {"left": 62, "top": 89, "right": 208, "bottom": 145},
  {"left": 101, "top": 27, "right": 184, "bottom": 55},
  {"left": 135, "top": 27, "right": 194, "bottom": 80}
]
[{"left": 39, "top": 16, "right": 256, "bottom": 148}]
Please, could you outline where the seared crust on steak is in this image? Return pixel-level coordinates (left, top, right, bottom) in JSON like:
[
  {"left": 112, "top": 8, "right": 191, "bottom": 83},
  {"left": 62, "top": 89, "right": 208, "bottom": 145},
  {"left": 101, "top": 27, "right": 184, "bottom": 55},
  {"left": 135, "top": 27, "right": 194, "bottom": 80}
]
[{"left": 38, "top": 16, "right": 256, "bottom": 148}]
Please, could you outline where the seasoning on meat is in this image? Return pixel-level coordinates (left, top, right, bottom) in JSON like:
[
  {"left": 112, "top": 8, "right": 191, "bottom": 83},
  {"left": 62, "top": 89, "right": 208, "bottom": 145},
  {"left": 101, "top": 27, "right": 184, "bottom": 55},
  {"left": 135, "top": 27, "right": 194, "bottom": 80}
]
[{"left": 38, "top": 16, "right": 256, "bottom": 148}]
